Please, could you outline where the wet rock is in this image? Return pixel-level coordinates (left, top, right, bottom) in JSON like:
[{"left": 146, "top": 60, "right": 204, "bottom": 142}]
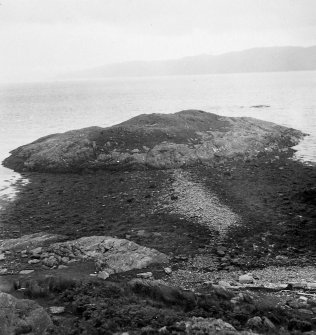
[{"left": 0, "top": 292, "right": 52, "bottom": 335}]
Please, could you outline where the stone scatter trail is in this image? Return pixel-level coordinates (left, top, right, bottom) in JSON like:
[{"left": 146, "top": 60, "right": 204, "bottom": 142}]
[{"left": 158, "top": 169, "right": 240, "bottom": 238}]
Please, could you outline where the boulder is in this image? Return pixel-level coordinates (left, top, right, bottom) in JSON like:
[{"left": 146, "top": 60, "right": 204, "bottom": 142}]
[
  {"left": 47, "top": 236, "right": 169, "bottom": 274},
  {"left": 178, "top": 317, "right": 237, "bottom": 334},
  {"left": 239, "top": 274, "right": 255, "bottom": 284},
  {"left": 0, "top": 277, "right": 16, "bottom": 293},
  {"left": 246, "top": 316, "right": 262, "bottom": 330},
  {"left": 0, "top": 292, "right": 52, "bottom": 335},
  {"left": 3, "top": 110, "right": 304, "bottom": 173},
  {"left": 0, "top": 232, "right": 66, "bottom": 252}
]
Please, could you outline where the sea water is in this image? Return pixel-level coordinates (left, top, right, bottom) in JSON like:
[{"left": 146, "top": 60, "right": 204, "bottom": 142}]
[{"left": 0, "top": 71, "right": 315, "bottom": 203}]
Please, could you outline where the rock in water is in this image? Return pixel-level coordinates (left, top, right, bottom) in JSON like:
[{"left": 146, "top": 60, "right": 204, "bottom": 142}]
[
  {"left": 0, "top": 292, "right": 52, "bottom": 335},
  {"left": 3, "top": 110, "right": 305, "bottom": 173}
]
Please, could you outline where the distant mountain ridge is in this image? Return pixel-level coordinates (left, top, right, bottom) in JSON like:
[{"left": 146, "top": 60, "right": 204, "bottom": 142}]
[{"left": 70, "top": 46, "right": 316, "bottom": 78}]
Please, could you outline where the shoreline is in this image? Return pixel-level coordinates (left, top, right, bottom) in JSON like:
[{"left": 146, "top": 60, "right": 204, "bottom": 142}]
[
  {"left": 0, "top": 147, "right": 315, "bottom": 333},
  {"left": 0, "top": 112, "right": 316, "bottom": 333},
  {"left": 1, "top": 146, "right": 315, "bottom": 261}
]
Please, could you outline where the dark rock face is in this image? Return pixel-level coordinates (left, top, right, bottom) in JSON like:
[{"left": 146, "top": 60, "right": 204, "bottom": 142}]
[{"left": 3, "top": 110, "right": 304, "bottom": 173}]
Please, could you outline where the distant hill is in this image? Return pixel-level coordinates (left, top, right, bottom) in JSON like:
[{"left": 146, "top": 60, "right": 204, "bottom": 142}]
[{"left": 69, "top": 46, "right": 316, "bottom": 79}]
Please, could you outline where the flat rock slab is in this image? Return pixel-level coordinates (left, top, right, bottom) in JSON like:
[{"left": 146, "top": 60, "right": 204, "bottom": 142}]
[
  {"left": 0, "top": 292, "right": 52, "bottom": 335},
  {"left": 47, "top": 236, "right": 169, "bottom": 274},
  {"left": 0, "top": 232, "right": 66, "bottom": 252}
]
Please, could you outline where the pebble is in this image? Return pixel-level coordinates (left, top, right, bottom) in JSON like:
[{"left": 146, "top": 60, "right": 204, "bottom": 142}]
[
  {"left": 164, "top": 267, "right": 172, "bottom": 275},
  {"left": 57, "top": 265, "right": 68, "bottom": 270},
  {"left": 246, "top": 316, "right": 262, "bottom": 329},
  {"left": 263, "top": 317, "right": 275, "bottom": 330},
  {"left": 298, "top": 309, "right": 314, "bottom": 316},
  {"left": 0, "top": 254, "right": 5, "bottom": 261},
  {"left": 307, "top": 282, "right": 316, "bottom": 289},
  {"left": 218, "top": 280, "right": 231, "bottom": 287},
  {"left": 97, "top": 271, "right": 110, "bottom": 280},
  {"left": 49, "top": 306, "right": 65, "bottom": 314},
  {"left": 28, "top": 259, "right": 40, "bottom": 264},
  {"left": 0, "top": 268, "right": 8, "bottom": 275},
  {"left": 137, "top": 272, "right": 153, "bottom": 279},
  {"left": 31, "top": 247, "right": 42, "bottom": 255},
  {"left": 239, "top": 274, "right": 254, "bottom": 284},
  {"left": 61, "top": 257, "right": 70, "bottom": 264},
  {"left": 42, "top": 256, "right": 59, "bottom": 268},
  {"left": 19, "top": 269, "right": 34, "bottom": 275},
  {"left": 299, "top": 296, "right": 308, "bottom": 302}
]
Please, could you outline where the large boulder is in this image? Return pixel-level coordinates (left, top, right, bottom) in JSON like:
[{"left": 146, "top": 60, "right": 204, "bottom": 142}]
[
  {"left": 3, "top": 110, "right": 304, "bottom": 173},
  {"left": 46, "top": 236, "right": 169, "bottom": 274},
  {"left": 0, "top": 292, "right": 52, "bottom": 335}
]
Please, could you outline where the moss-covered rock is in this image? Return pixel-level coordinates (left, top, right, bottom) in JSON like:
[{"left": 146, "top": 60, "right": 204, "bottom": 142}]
[{"left": 3, "top": 110, "right": 305, "bottom": 173}]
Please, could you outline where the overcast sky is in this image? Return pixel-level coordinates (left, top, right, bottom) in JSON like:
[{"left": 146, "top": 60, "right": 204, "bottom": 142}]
[{"left": 0, "top": 0, "right": 315, "bottom": 82}]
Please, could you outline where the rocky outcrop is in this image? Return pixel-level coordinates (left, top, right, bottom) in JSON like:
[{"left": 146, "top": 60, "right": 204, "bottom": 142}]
[
  {"left": 0, "top": 232, "right": 66, "bottom": 252},
  {"left": 45, "top": 236, "right": 169, "bottom": 274},
  {"left": 0, "top": 292, "right": 52, "bottom": 335},
  {"left": 3, "top": 110, "right": 305, "bottom": 173}
]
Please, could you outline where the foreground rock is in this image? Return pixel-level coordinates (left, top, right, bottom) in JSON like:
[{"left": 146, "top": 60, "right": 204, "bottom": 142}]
[
  {"left": 46, "top": 236, "right": 169, "bottom": 274},
  {"left": 3, "top": 110, "right": 304, "bottom": 172},
  {"left": 0, "top": 292, "right": 52, "bottom": 335}
]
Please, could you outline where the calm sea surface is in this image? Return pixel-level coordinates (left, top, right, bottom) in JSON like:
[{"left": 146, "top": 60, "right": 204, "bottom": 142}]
[{"left": 0, "top": 71, "right": 315, "bottom": 202}]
